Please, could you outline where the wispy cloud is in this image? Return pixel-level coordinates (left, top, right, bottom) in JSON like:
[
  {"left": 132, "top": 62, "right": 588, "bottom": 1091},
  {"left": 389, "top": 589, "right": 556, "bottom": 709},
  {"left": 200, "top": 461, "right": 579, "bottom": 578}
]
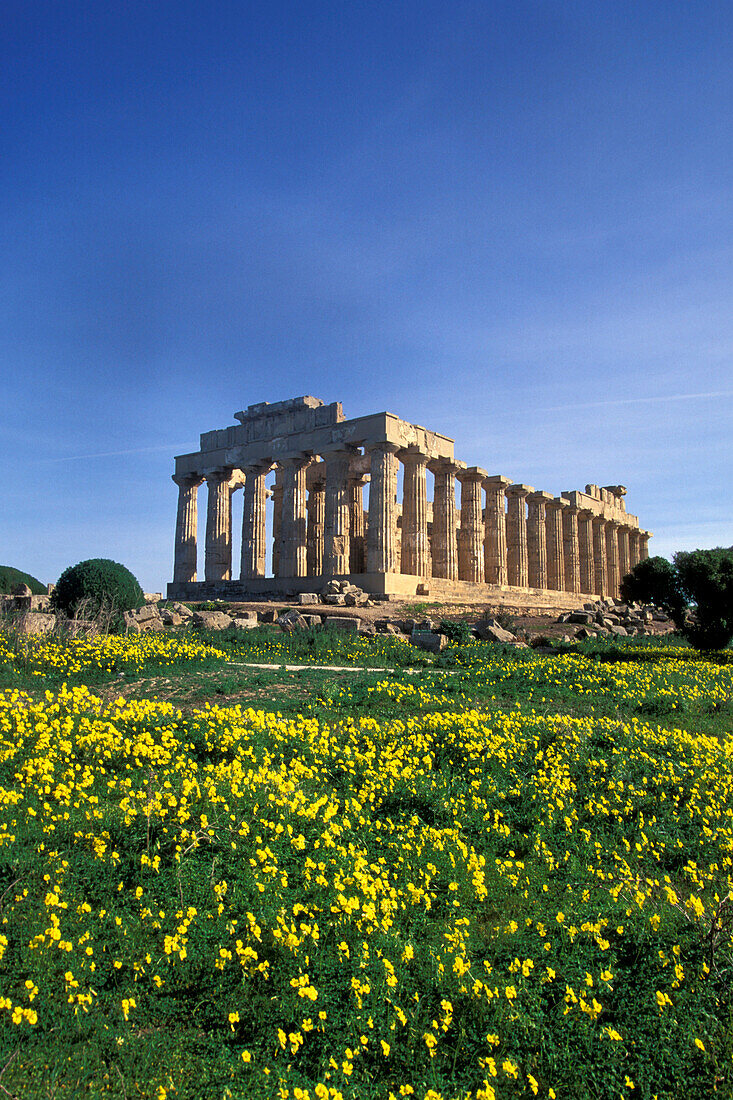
[
  {"left": 542, "top": 391, "right": 733, "bottom": 413},
  {"left": 41, "top": 444, "right": 193, "bottom": 463}
]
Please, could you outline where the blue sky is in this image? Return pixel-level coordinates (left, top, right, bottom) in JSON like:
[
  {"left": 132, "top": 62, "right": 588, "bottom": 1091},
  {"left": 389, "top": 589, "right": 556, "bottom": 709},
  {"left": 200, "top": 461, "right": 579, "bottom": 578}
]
[{"left": 3, "top": 0, "right": 731, "bottom": 590}]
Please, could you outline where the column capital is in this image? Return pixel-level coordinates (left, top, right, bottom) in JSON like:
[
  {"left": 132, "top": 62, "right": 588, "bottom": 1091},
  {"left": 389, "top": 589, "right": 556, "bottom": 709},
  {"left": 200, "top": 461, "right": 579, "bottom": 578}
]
[
  {"left": 203, "top": 465, "right": 234, "bottom": 482},
  {"left": 457, "top": 465, "right": 488, "bottom": 484},
  {"left": 240, "top": 459, "right": 273, "bottom": 476},
  {"left": 545, "top": 496, "right": 569, "bottom": 512},
  {"left": 365, "top": 440, "right": 400, "bottom": 456},
  {"left": 398, "top": 447, "right": 429, "bottom": 467},
  {"left": 279, "top": 453, "right": 313, "bottom": 470},
  {"left": 172, "top": 472, "right": 204, "bottom": 489},
  {"left": 526, "top": 490, "right": 553, "bottom": 505},
  {"left": 483, "top": 473, "right": 512, "bottom": 489},
  {"left": 348, "top": 472, "right": 370, "bottom": 488},
  {"left": 428, "top": 457, "right": 465, "bottom": 476},
  {"left": 506, "top": 483, "right": 534, "bottom": 498}
]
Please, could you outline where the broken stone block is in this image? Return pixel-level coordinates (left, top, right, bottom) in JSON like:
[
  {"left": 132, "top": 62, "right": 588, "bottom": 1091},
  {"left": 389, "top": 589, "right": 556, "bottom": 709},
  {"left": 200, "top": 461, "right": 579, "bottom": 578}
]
[
  {"left": 231, "top": 617, "right": 258, "bottom": 630},
  {"left": 322, "top": 593, "right": 346, "bottom": 605},
  {"left": 171, "top": 602, "right": 193, "bottom": 618},
  {"left": 16, "top": 612, "right": 55, "bottom": 635},
  {"left": 474, "top": 620, "right": 516, "bottom": 643},
  {"left": 409, "top": 631, "right": 447, "bottom": 653},
  {"left": 278, "top": 610, "right": 308, "bottom": 632},
  {"left": 192, "top": 610, "right": 233, "bottom": 631},
  {"left": 323, "top": 616, "right": 361, "bottom": 633},
  {"left": 344, "top": 592, "right": 369, "bottom": 607},
  {"left": 160, "top": 609, "right": 183, "bottom": 626},
  {"left": 298, "top": 592, "right": 320, "bottom": 605},
  {"left": 258, "top": 609, "right": 278, "bottom": 623}
]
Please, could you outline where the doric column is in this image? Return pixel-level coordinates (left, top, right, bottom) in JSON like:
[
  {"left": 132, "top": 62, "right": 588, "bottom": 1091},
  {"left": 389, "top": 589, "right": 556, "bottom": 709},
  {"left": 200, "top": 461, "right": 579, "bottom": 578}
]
[
  {"left": 271, "top": 482, "right": 283, "bottom": 577},
  {"left": 204, "top": 467, "right": 234, "bottom": 582},
  {"left": 563, "top": 505, "right": 581, "bottom": 594},
  {"left": 306, "top": 477, "right": 326, "bottom": 577},
  {"left": 545, "top": 498, "right": 567, "bottom": 591},
  {"left": 430, "top": 460, "right": 460, "bottom": 581},
  {"left": 484, "top": 475, "right": 510, "bottom": 585},
  {"left": 172, "top": 474, "right": 203, "bottom": 583},
  {"left": 617, "top": 526, "right": 631, "bottom": 584},
  {"left": 457, "top": 468, "right": 486, "bottom": 582},
  {"left": 506, "top": 484, "right": 532, "bottom": 587},
  {"left": 349, "top": 475, "right": 368, "bottom": 574},
  {"left": 606, "top": 522, "right": 620, "bottom": 597},
  {"left": 593, "top": 517, "right": 609, "bottom": 598},
  {"left": 366, "top": 442, "right": 399, "bottom": 574},
  {"left": 323, "top": 449, "right": 352, "bottom": 576},
  {"left": 639, "top": 531, "right": 651, "bottom": 561},
  {"left": 279, "top": 457, "right": 310, "bottom": 578},
  {"left": 526, "top": 490, "right": 552, "bottom": 590},
  {"left": 400, "top": 450, "right": 429, "bottom": 576},
  {"left": 240, "top": 464, "right": 269, "bottom": 580},
  {"left": 628, "top": 530, "right": 641, "bottom": 569},
  {"left": 577, "top": 509, "right": 596, "bottom": 595}
]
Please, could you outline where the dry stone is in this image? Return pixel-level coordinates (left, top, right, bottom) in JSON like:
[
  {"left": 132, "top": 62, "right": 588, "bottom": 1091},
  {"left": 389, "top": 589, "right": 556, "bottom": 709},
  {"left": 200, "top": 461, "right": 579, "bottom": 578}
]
[
  {"left": 17, "top": 612, "right": 55, "bottom": 635},
  {"left": 192, "top": 610, "right": 232, "bottom": 631},
  {"left": 409, "top": 631, "right": 447, "bottom": 653},
  {"left": 323, "top": 616, "right": 361, "bottom": 633}
]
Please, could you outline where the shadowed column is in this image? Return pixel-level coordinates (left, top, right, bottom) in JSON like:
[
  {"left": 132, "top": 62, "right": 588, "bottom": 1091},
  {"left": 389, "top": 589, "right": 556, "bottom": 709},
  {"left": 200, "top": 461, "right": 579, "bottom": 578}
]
[
  {"left": 430, "top": 460, "right": 460, "bottom": 580},
  {"left": 617, "top": 525, "right": 631, "bottom": 586},
  {"left": 593, "top": 517, "right": 609, "bottom": 598},
  {"left": 457, "top": 468, "right": 486, "bottom": 582},
  {"left": 240, "top": 464, "right": 269, "bottom": 580},
  {"left": 323, "top": 449, "right": 352, "bottom": 576},
  {"left": 349, "top": 474, "right": 369, "bottom": 574},
  {"left": 526, "top": 490, "right": 552, "bottom": 590},
  {"left": 367, "top": 442, "right": 399, "bottom": 574},
  {"left": 271, "top": 480, "right": 283, "bottom": 577},
  {"left": 577, "top": 509, "right": 596, "bottom": 594},
  {"left": 639, "top": 531, "right": 651, "bottom": 560},
  {"left": 563, "top": 504, "right": 581, "bottom": 594},
  {"left": 204, "top": 467, "right": 234, "bottom": 582},
  {"left": 306, "top": 476, "right": 326, "bottom": 577},
  {"left": 628, "top": 530, "right": 641, "bottom": 569},
  {"left": 606, "top": 521, "right": 620, "bottom": 597},
  {"left": 506, "top": 484, "right": 532, "bottom": 587},
  {"left": 545, "top": 498, "right": 567, "bottom": 591},
  {"left": 280, "top": 457, "right": 310, "bottom": 578},
  {"left": 484, "top": 475, "right": 510, "bottom": 585},
  {"left": 173, "top": 473, "right": 203, "bottom": 584},
  {"left": 400, "top": 449, "right": 429, "bottom": 576}
]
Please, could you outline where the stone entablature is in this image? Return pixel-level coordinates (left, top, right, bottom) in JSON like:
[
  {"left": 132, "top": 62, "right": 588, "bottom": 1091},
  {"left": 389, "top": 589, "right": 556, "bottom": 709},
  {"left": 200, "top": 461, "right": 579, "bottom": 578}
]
[{"left": 169, "top": 396, "right": 651, "bottom": 602}]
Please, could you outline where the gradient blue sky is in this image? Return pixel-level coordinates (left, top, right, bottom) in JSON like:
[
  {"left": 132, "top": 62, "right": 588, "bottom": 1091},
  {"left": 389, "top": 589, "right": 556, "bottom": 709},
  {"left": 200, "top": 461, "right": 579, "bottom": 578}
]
[{"left": 3, "top": 0, "right": 731, "bottom": 590}]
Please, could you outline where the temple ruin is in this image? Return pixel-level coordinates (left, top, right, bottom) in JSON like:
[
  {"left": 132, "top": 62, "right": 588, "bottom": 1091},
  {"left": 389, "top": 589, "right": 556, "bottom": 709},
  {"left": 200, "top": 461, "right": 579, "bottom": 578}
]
[{"left": 167, "top": 396, "right": 651, "bottom": 607}]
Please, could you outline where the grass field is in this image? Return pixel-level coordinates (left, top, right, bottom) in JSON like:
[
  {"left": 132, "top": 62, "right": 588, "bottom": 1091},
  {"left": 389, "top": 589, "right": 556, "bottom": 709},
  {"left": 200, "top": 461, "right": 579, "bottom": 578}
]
[{"left": 1, "top": 626, "right": 732, "bottom": 1099}]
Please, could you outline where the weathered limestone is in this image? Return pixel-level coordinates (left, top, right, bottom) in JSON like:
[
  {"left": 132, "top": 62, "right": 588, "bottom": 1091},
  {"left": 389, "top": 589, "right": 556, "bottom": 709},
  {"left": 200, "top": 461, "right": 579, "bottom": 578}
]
[
  {"left": 172, "top": 474, "right": 203, "bottom": 583},
  {"left": 323, "top": 449, "right": 352, "bottom": 576},
  {"left": 170, "top": 395, "right": 649, "bottom": 603},
  {"left": 484, "top": 475, "right": 510, "bottom": 585},
  {"left": 545, "top": 498, "right": 567, "bottom": 592},
  {"left": 204, "top": 468, "right": 233, "bottom": 582},
  {"left": 506, "top": 485, "right": 532, "bottom": 588},
  {"left": 430, "top": 460, "right": 460, "bottom": 581},
  {"left": 367, "top": 442, "right": 399, "bottom": 574},
  {"left": 280, "top": 457, "right": 310, "bottom": 578},
  {"left": 593, "top": 517, "right": 609, "bottom": 599},
  {"left": 526, "top": 490, "right": 552, "bottom": 590},
  {"left": 400, "top": 449, "right": 429, "bottom": 576},
  {"left": 306, "top": 476, "right": 326, "bottom": 577},
  {"left": 562, "top": 505, "right": 581, "bottom": 595},
  {"left": 577, "top": 509, "right": 596, "bottom": 596},
  {"left": 348, "top": 475, "right": 368, "bottom": 574},
  {"left": 458, "top": 468, "right": 486, "bottom": 583},
  {"left": 240, "top": 464, "right": 269, "bottom": 579}
]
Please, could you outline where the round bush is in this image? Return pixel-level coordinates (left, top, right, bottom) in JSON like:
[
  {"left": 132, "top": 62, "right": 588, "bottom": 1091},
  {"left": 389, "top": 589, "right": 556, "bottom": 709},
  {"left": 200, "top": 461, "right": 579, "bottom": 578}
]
[{"left": 51, "top": 559, "right": 144, "bottom": 631}]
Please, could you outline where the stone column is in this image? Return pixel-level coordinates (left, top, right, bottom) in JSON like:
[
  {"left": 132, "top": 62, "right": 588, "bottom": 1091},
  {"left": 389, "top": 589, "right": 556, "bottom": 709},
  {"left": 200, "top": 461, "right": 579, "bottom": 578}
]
[
  {"left": 366, "top": 442, "right": 399, "bottom": 574},
  {"left": 172, "top": 474, "right": 203, "bottom": 584},
  {"left": 349, "top": 475, "right": 368, "bottom": 574},
  {"left": 430, "top": 460, "right": 460, "bottom": 581},
  {"left": 506, "top": 484, "right": 532, "bottom": 587},
  {"left": 323, "top": 449, "right": 352, "bottom": 576},
  {"left": 400, "top": 450, "right": 429, "bottom": 576},
  {"left": 239, "top": 464, "right": 269, "bottom": 580},
  {"left": 617, "top": 525, "right": 631, "bottom": 585},
  {"left": 563, "top": 505, "right": 581, "bottom": 594},
  {"left": 593, "top": 517, "right": 609, "bottom": 598},
  {"left": 545, "top": 498, "right": 567, "bottom": 591},
  {"left": 484, "top": 475, "right": 510, "bottom": 585},
  {"left": 628, "top": 530, "right": 641, "bottom": 569},
  {"left": 457, "top": 468, "right": 486, "bottom": 583},
  {"left": 577, "top": 509, "right": 596, "bottom": 595},
  {"left": 279, "top": 457, "right": 310, "bottom": 578},
  {"left": 606, "top": 522, "right": 620, "bottom": 597},
  {"left": 306, "top": 477, "right": 326, "bottom": 577},
  {"left": 639, "top": 531, "right": 651, "bottom": 561},
  {"left": 271, "top": 481, "right": 283, "bottom": 577},
  {"left": 204, "top": 468, "right": 234, "bottom": 582},
  {"left": 526, "top": 490, "right": 552, "bottom": 590}
]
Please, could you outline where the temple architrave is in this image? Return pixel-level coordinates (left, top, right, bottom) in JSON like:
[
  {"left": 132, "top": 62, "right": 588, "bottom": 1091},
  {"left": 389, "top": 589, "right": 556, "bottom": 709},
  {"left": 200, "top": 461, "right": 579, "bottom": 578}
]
[{"left": 167, "top": 396, "right": 651, "bottom": 607}]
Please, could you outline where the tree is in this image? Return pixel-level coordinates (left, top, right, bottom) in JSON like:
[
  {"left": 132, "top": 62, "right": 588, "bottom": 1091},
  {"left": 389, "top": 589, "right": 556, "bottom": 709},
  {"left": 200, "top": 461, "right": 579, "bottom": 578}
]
[
  {"left": 619, "top": 556, "right": 683, "bottom": 621},
  {"left": 51, "top": 558, "right": 144, "bottom": 632},
  {"left": 674, "top": 548, "right": 733, "bottom": 651}
]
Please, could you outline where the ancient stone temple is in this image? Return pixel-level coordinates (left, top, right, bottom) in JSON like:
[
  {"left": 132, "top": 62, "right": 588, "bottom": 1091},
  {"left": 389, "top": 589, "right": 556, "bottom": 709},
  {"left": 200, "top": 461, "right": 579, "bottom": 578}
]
[{"left": 168, "top": 396, "right": 651, "bottom": 606}]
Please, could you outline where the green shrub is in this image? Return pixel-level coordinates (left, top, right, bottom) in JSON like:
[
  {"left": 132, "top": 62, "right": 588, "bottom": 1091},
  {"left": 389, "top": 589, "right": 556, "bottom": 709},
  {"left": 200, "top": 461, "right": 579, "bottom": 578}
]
[
  {"left": 675, "top": 548, "right": 733, "bottom": 651},
  {"left": 51, "top": 558, "right": 144, "bottom": 632},
  {"left": 438, "top": 619, "right": 473, "bottom": 645},
  {"left": 0, "top": 565, "right": 46, "bottom": 595}
]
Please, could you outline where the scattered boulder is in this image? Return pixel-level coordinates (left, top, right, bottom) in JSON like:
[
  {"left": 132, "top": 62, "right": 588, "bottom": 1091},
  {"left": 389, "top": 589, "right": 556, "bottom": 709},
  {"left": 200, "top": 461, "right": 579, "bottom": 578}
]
[
  {"left": 278, "top": 610, "right": 308, "bottom": 633},
  {"left": 192, "top": 610, "right": 233, "bottom": 631},
  {"left": 474, "top": 618, "right": 517, "bottom": 644},
  {"left": 323, "top": 616, "right": 361, "bottom": 633},
  {"left": 298, "top": 592, "right": 320, "bottom": 605},
  {"left": 160, "top": 609, "right": 184, "bottom": 626},
  {"left": 409, "top": 631, "right": 447, "bottom": 653},
  {"left": 171, "top": 602, "right": 193, "bottom": 619},
  {"left": 258, "top": 609, "right": 278, "bottom": 623},
  {"left": 323, "top": 593, "right": 347, "bottom": 606},
  {"left": 16, "top": 611, "right": 55, "bottom": 635}
]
